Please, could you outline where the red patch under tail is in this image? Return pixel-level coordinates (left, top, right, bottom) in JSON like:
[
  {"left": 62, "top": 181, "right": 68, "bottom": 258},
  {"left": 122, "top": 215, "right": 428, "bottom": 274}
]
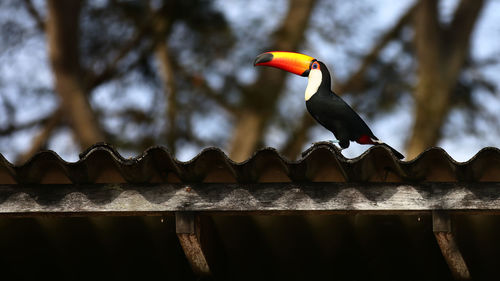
[{"left": 357, "top": 135, "right": 376, "bottom": 145}]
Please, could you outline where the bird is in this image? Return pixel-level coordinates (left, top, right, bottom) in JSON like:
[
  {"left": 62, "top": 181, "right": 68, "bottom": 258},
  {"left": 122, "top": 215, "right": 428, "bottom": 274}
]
[{"left": 254, "top": 51, "right": 405, "bottom": 159}]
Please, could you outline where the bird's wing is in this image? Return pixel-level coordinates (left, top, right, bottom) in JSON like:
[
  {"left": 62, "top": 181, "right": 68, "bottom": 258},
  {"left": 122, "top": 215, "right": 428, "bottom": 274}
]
[{"left": 319, "top": 92, "right": 377, "bottom": 140}]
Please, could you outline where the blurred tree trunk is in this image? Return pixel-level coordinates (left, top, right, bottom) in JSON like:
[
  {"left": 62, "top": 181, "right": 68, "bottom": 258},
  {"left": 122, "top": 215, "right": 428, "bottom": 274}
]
[
  {"left": 46, "top": 0, "right": 103, "bottom": 149},
  {"left": 406, "top": 0, "right": 484, "bottom": 159},
  {"left": 151, "top": 7, "right": 177, "bottom": 154},
  {"left": 155, "top": 39, "right": 178, "bottom": 154},
  {"left": 229, "top": 0, "right": 316, "bottom": 162}
]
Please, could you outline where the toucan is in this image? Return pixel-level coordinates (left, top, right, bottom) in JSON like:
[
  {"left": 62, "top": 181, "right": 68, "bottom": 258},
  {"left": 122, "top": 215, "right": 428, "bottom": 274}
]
[{"left": 254, "top": 51, "right": 405, "bottom": 159}]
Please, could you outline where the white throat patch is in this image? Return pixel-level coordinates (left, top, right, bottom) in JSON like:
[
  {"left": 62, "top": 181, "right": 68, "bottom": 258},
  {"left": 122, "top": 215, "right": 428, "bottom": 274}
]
[{"left": 305, "top": 69, "right": 322, "bottom": 101}]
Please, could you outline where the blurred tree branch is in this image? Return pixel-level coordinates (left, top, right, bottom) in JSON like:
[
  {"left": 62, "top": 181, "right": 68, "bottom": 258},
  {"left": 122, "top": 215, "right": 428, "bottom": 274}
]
[
  {"left": 281, "top": 112, "right": 316, "bottom": 160},
  {"left": 175, "top": 64, "right": 239, "bottom": 115},
  {"left": 336, "top": 4, "right": 416, "bottom": 94},
  {"left": 447, "top": 0, "right": 485, "bottom": 77},
  {"left": 16, "top": 108, "right": 63, "bottom": 164},
  {"left": 0, "top": 116, "right": 51, "bottom": 136},
  {"left": 22, "top": 0, "right": 45, "bottom": 31},
  {"left": 86, "top": 17, "right": 153, "bottom": 90}
]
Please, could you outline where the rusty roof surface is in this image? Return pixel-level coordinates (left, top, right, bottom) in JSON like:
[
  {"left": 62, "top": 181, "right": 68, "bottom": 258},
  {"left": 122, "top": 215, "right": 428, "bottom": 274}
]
[{"left": 0, "top": 142, "right": 499, "bottom": 185}]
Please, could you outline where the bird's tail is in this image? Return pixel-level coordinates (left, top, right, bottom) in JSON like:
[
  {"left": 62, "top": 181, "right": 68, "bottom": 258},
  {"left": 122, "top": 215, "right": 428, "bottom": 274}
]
[
  {"left": 366, "top": 136, "right": 405, "bottom": 159},
  {"left": 380, "top": 143, "right": 405, "bottom": 160}
]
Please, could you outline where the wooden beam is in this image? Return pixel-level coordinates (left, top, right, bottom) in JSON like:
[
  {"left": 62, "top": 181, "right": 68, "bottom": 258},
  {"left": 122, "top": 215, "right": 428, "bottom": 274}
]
[
  {"left": 432, "top": 211, "right": 471, "bottom": 280},
  {"left": 176, "top": 212, "right": 212, "bottom": 276},
  {"left": 0, "top": 182, "right": 499, "bottom": 215}
]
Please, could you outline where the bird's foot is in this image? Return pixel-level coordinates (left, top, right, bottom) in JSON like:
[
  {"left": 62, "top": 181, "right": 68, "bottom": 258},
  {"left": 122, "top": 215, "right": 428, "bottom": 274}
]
[
  {"left": 310, "top": 140, "right": 344, "bottom": 151},
  {"left": 310, "top": 140, "right": 339, "bottom": 146},
  {"left": 327, "top": 140, "right": 344, "bottom": 151}
]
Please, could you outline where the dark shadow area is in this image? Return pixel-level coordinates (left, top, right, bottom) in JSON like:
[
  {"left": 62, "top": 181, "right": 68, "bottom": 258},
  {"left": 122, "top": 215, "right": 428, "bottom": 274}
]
[
  {"left": 214, "top": 214, "right": 453, "bottom": 281},
  {"left": 0, "top": 216, "right": 193, "bottom": 280},
  {"left": 0, "top": 214, "right": 498, "bottom": 280}
]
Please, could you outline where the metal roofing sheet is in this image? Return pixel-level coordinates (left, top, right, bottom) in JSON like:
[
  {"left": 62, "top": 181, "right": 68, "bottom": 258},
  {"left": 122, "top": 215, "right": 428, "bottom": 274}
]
[{"left": 0, "top": 142, "right": 499, "bottom": 184}]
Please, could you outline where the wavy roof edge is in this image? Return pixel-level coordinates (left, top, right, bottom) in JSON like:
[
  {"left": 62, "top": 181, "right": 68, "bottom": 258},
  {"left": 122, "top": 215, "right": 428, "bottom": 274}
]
[
  {"left": 0, "top": 142, "right": 499, "bottom": 184},
  {"left": 5, "top": 141, "right": 499, "bottom": 167}
]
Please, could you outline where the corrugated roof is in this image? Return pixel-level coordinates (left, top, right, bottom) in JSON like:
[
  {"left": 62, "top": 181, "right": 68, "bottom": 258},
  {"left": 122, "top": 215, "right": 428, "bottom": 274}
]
[
  {"left": 1, "top": 143, "right": 498, "bottom": 280},
  {"left": 1, "top": 142, "right": 499, "bottom": 184}
]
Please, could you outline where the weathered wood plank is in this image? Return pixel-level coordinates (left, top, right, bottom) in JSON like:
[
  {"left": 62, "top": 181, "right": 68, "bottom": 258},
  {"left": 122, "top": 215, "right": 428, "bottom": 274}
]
[
  {"left": 433, "top": 211, "right": 471, "bottom": 280},
  {"left": 0, "top": 182, "right": 499, "bottom": 214}
]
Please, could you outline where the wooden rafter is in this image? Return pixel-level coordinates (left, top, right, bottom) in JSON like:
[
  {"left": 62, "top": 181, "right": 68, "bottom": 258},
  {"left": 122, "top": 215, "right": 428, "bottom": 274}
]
[
  {"left": 433, "top": 211, "right": 471, "bottom": 280},
  {"left": 176, "top": 212, "right": 212, "bottom": 276}
]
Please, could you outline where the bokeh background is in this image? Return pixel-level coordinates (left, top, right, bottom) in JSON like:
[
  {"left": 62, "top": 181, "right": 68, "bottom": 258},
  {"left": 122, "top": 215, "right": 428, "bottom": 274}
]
[{"left": 0, "top": 0, "right": 499, "bottom": 164}]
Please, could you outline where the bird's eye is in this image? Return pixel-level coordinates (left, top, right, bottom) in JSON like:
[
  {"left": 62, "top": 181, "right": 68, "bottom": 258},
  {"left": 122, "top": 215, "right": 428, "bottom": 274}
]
[{"left": 312, "top": 63, "right": 318, "bottom": 69}]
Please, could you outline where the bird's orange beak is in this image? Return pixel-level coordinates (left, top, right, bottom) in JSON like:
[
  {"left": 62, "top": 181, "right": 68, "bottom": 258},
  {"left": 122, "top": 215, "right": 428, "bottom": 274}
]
[{"left": 254, "top": 51, "right": 316, "bottom": 77}]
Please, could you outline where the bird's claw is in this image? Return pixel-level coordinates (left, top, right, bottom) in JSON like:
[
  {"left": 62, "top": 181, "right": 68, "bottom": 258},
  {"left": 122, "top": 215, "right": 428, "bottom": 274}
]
[
  {"left": 312, "top": 140, "right": 344, "bottom": 151},
  {"left": 323, "top": 140, "right": 343, "bottom": 151},
  {"left": 310, "top": 140, "right": 344, "bottom": 151}
]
